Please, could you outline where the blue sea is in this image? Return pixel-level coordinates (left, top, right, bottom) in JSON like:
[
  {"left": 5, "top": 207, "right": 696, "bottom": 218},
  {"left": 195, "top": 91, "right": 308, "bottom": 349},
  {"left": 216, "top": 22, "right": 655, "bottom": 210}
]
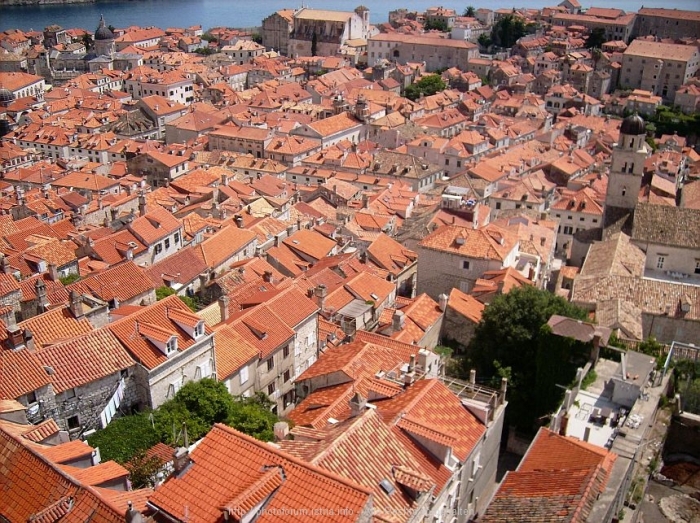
[{"left": 2, "top": 0, "right": 699, "bottom": 33}]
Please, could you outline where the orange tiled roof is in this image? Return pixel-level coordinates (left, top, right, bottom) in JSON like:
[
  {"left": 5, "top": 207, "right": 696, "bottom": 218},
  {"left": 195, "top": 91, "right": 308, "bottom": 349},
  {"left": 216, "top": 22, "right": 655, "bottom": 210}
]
[
  {"left": 375, "top": 379, "right": 485, "bottom": 462},
  {"left": 481, "top": 428, "right": 616, "bottom": 523},
  {"left": 108, "top": 294, "right": 212, "bottom": 370},
  {"left": 0, "top": 427, "right": 126, "bottom": 523},
  {"left": 0, "top": 346, "right": 51, "bottom": 400},
  {"left": 446, "top": 287, "right": 484, "bottom": 323},
  {"left": 213, "top": 323, "right": 258, "bottom": 380},
  {"left": 148, "top": 423, "right": 372, "bottom": 523},
  {"left": 35, "top": 328, "right": 134, "bottom": 393},
  {"left": 68, "top": 261, "right": 154, "bottom": 303}
]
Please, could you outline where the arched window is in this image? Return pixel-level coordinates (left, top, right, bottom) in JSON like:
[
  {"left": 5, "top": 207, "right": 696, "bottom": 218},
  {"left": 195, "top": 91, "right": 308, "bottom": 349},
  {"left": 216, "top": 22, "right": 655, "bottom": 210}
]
[{"left": 393, "top": 49, "right": 400, "bottom": 58}]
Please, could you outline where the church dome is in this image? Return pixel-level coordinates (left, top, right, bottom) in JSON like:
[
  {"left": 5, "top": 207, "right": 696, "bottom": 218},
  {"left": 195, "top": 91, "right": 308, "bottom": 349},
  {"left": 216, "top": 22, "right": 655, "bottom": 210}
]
[
  {"left": 0, "top": 88, "right": 13, "bottom": 104},
  {"left": 620, "top": 113, "right": 645, "bottom": 136},
  {"left": 95, "top": 15, "right": 114, "bottom": 41}
]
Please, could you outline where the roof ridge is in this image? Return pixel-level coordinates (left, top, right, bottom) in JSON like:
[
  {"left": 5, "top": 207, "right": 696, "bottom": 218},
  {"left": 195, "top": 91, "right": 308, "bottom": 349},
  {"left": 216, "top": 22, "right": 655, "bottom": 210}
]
[{"left": 211, "top": 424, "right": 374, "bottom": 495}]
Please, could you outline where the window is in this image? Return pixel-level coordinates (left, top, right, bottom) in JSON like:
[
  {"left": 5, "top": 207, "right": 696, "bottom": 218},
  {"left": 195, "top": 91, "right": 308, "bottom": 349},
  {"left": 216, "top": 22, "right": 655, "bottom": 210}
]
[
  {"left": 283, "top": 346, "right": 289, "bottom": 358},
  {"left": 26, "top": 390, "right": 37, "bottom": 404},
  {"left": 165, "top": 238, "right": 170, "bottom": 249},
  {"left": 120, "top": 369, "right": 129, "bottom": 379},
  {"left": 462, "top": 260, "right": 470, "bottom": 270},
  {"left": 240, "top": 365, "right": 249, "bottom": 385},
  {"left": 174, "top": 232, "right": 180, "bottom": 244},
  {"left": 495, "top": 202, "right": 501, "bottom": 210},
  {"left": 194, "top": 322, "right": 204, "bottom": 338},
  {"left": 580, "top": 217, "right": 585, "bottom": 222},
  {"left": 563, "top": 226, "right": 574, "bottom": 235},
  {"left": 267, "top": 358, "right": 274, "bottom": 371},
  {"left": 267, "top": 382, "right": 276, "bottom": 395},
  {"left": 154, "top": 243, "right": 163, "bottom": 254},
  {"left": 657, "top": 256, "right": 665, "bottom": 269},
  {"left": 283, "top": 370, "right": 291, "bottom": 383},
  {"left": 695, "top": 261, "right": 700, "bottom": 275},
  {"left": 67, "top": 415, "right": 80, "bottom": 430},
  {"left": 166, "top": 337, "right": 177, "bottom": 354}
]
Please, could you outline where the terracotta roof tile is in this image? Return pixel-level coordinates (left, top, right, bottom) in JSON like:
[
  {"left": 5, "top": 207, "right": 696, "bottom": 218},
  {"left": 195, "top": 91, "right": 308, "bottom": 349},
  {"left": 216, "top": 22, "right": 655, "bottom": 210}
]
[
  {"left": 35, "top": 328, "right": 134, "bottom": 393},
  {"left": 108, "top": 294, "right": 212, "bottom": 370},
  {"left": 0, "top": 346, "right": 50, "bottom": 399},
  {"left": 68, "top": 261, "right": 155, "bottom": 303},
  {"left": 213, "top": 323, "right": 259, "bottom": 380},
  {"left": 148, "top": 424, "right": 372, "bottom": 523},
  {"left": 447, "top": 287, "right": 485, "bottom": 323}
]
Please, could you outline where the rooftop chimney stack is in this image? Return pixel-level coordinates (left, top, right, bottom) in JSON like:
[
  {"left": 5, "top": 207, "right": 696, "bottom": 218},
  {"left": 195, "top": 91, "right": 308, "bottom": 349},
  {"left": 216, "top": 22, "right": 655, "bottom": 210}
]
[
  {"left": 218, "top": 295, "right": 230, "bottom": 322},
  {"left": 469, "top": 369, "right": 476, "bottom": 385},
  {"left": 138, "top": 192, "right": 146, "bottom": 217},
  {"left": 438, "top": 293, "right": 448, "bottom": 312},
  {"left": 273, "top": 421, "right": 290, "bottom": 441},
  {"left": 349, "top": 392, "right": 367, "bottom": 417},
  {"left": 263, "top": 270, "right": 274, "bottom": 283},
  {"left": 69, "top": 290, "right": 84, "bottom": 319},
  {"left": 392, "top": 310, "right": 405, "bottom": 332},
  {"left": 35, "top": 279, "right": 48, "bottom": 312},
  {"left": 47, "top": 264, "right": 59, "bottom": 282},
  {"left": 173, "top": 447, "right": 191, "bottom": 476},
  {"left": 314, "top": 284, "right": 327, "bottom": 312}
]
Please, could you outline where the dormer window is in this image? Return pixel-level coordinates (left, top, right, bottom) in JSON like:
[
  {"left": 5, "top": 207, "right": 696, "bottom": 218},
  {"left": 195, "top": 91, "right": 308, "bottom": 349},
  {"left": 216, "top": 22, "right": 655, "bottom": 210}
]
[
  {"left": 166, "top": 337, "right": 178, "bottom": 354},
  {"left": 194, "top": 322, "right": 204, "bottom": 338}
]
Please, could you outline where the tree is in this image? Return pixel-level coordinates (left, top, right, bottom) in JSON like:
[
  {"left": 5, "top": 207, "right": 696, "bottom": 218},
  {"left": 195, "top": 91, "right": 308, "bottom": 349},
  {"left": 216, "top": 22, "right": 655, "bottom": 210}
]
[
  {"left": 585, "top": 27, "right": 607, "bottom": 50},
  {"left": 87, "top": 412, "right": 160, "bottom": 463},
  {"left": 464, "top": 6, "right": 476, "bottom": 17},
  {"left": 311, "top": 32, "right": 318, "bottom": 57},
  {"left": 227, "top": 392, "right": 278, "bottom": 442},
  {"left": 155, "top": 286, "right": 197, "bottom": 312},
  {"left": 81, "top": 33, "right": 93, "bottom": 51},
  {"left": 88, "top": 380, "right": 280, "bottom": 465},
  {"left": 126, "top": 451, "right": 164, "bottom": 489},
  {"left": 424, "top": 19, "right": 449, "bottom": 32},
  {"left": 478, "top": 33, "right": 492, "bottom": 50},
  {"left": 489, "top": 14, "right": 526, "bottom": 48},
  {"left": 404, "top": 74, "right": 447, "bottom": 101},
  {"left": 462, "top": 286, "right": 588, "bottom": 432}
]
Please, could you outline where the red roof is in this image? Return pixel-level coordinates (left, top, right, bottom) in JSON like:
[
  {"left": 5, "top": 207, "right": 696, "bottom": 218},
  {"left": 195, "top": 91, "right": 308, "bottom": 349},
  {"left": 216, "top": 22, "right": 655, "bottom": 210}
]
[
  {"left": 148, "top": 424, "right": 372, "bottom": 523},
  {"left": 481, "top": 428, "right": 616, "bottom": 522}
]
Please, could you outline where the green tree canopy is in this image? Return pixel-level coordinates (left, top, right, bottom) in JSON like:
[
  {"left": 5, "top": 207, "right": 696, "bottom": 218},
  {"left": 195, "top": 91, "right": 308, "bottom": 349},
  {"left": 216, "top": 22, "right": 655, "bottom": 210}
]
[
  {"left": 585, "top": 27, "right": 607, "bottom": 49},
  {"left": 404, "top": 74, "right": 447, "bottom": 101},
  {"left": 464, "top": 6, "right": 476, "bottom": 17},
  {"left": 489, "top": 14, "right": 526, "bottom": 48},
  {"left": 88, "top": 379, "right": 279, "bottom": 464},
  {"left": 462, "top": 286, "right": 588, "bottom": 432},
  {"left": 424, "top": 19, "right": 449, "bottom": 32}
]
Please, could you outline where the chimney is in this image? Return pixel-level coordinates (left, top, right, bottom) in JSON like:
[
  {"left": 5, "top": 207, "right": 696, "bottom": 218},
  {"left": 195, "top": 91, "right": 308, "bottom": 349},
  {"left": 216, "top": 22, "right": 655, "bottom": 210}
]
[
  {"left": 564, "top": 389, "right": 572, "bottom": 409},
  {"left": 1, "top": 308, "right": 23, "bottom": 351},
  {"left": 234, "top": 215, "right": 244, "bottom": 228},
  {"left": 35, "top": 279, "right": 48, "bottom": 312},
  {"left": 496, "top": 279, "right": 505, "bottom": 295},
  {"left": 408, "top": 354, "right": 415, "bottom": 373},
  {"left": 438, "top": 293, "right": 448, "bottom": 312},
  {"left": 392, "top": 310, "right": 405, "bottom": 332},
  {"left": 47, "top": 264, "right": 59, "bottom": 282},
  {"left": 220, "top": 173, "right": 228, "bottom": 187},
  {"left": 218, "top": 295, "right": 230, "bottom": 322},
  {"left": 263, "top": 270, "right": 274, "bottom": 283},
  {"left": 138, "top": 192, "right": 146, "bottom": 217},
  {"left": 500, "top": 377, "right": 508, "bottom": 400},
  {"left": 314, "top": 284, "right": 327, "bottom": 312},
  {"left": 69, "top": 290, "right": 84, "bottom": 318},
  {"left": 173, "top": 447, "right": 191, "bottom": 475},
  {"left": 362, "top": 193, "right": 369, "bottom": 209},
  {"left": 349, "top": 392, "right": 367, "bottom": 417},
  {"left": 469, "top": 369, "right": 476, "bottom": 385},
  {"left": 125, "top": 501, "right": 144, "bottom": 523},
  {"left": 0, "top": 255, "right": 10, "bottom": 274},
  {"left": 273, "top": 421, "right": 290, "bottom": 441}
]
